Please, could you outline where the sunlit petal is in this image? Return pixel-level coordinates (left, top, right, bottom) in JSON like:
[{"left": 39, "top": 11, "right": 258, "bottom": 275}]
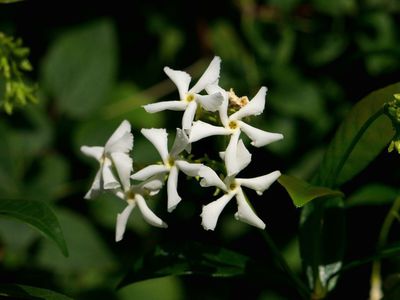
[
  {"left": 170, "top": 128, "right": 190, "bottom": 158},
  {"left": 189, "top": 121, "right": 230, "bottom": 143},
  {"left": 234, "top": 188, "right": 265, "bottom": 229},
  {"left": 105, "top": 120, "right": 133, "bottom": 153},
  {"left": 164, "top": 67, "right": 191, "bottom": 100},
  {"left": 198, "top": 165, "right": 227, "bottom": 191},
  {"left": 131, "top": 164, "right": 169, "bottom": 181},
  {"left": 237, "top": 170, "right": 281, "bottom": 195},
  {"left": 135, "top": 194, "right": 168, "bottom": 228},
  {"left": 230, "top": 86, "right": 267, "bottom": 120},
  {"left": 102, "top": 159, "right": 120, "bottom": 190},
  {"left": 176, "top": 160, "right": 203, "bottom": 177},
  {"left": 139, "top": 174, "right": 165, "bottom": 194},
  {"left": 110, "top": 152, "right": 133, "bottom": 192},
  {"left": 196, "top": 92, "right": 224, "bottom": 112},
  {"left": 236, "top": 139, "right": 252, "bottom": 174},
  {"left": 167, "top": 166, "right": 181, "bottom": 212},
  {"left": 201, "top": 193, "right": 234, "bottom": 230},
  {"left": 141, "top": 128, "right": 169, "bottom": 163},
  {"left": 143, "top": 101, "right": 187, "bottom": 113},
  {"left": 205, "top": 84, "right": 229, "bottom": 127},
  {"left": 182, "top": 101, "right": 198, "bottom": 130},
  {"left": 80, "top": 146, "right": 104, "bottom": 162},
  {"left": 239, "top": 121, "right": 283, "bottom": 147},
  {"left": 190, "top": 56, "right": 221, "bottom": 94},
  {"left": 115, "top": 202, "right": 135, "bottom": 242},
  {"left": 224, "top": 131, "right": 240, "bottom": 176}
]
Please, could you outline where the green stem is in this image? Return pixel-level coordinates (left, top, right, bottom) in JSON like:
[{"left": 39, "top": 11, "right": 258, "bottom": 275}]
[
  {"left": 369, "top": 196, "right": 400, "bottom": 300},
  {"left": 260, "top": 230, "right": 309, "bottom": 299},
  {"left": 331, "top": 107, "right": 385, "bottom": 188}
]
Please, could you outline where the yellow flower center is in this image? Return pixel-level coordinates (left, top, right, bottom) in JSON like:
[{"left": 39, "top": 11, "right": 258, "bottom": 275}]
[
  {"left": 185, "top": 93, "right": 195, "bottom": 102},
  {"left": 228, "top": 120, "right": 238, "bottom": 130}
]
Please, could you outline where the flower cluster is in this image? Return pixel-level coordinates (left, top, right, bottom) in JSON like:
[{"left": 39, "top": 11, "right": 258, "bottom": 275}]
[{"left": 81, "top": 57, "right": 283, "bottom": 241}]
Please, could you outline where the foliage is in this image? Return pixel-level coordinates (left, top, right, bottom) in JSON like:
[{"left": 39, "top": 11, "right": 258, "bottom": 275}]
[{"left": 1, "top": 1, "right": 400, "bottom": 300}]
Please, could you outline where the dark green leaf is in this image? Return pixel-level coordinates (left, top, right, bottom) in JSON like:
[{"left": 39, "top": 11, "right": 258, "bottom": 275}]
[
  {"left": 315, "top": 82, "right": 400, "bottom": 188},
  {"left": 0, "top": 284, "right": 72, "bottom": 300},
  {"left": 119, "top": 241, "right": 250, "bottom": 288},
  {"left": 41, "top": 19, "right": 117, "bottom": 118},
  {"left": 278, "top": 174, "right": 344, "bottom": 207},
  {"left": 299, "top": 197, "right": 345, "bottom": 294},
  {"left": 0, "top": 198, "right": 68, "bottom": 257},
  {"left": 346, "top": 184, "right": 398, "bottom": 207}
]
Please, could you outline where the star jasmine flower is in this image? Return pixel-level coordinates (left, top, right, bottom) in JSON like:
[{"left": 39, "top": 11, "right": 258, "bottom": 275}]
[
  {"left": 198, "top": 136, "right": 281, "bottom": 230},
  {"left": 131, "top": 128, "right": 203, "bottom": 212},
  {"left": 143, "top": 57, "right": 224, "bottom": 130},
  {"left": 81, "top": 120, "right": 133, "bottom": 199},
  {"left": 189, "top": 85, "right": 283, "bottom": 175},
  {"left": 115, "top": 175, "right": 167, "bottom": 242}
]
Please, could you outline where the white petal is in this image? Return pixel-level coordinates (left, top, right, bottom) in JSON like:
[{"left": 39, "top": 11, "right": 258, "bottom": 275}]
[
  {"left": 198, "top": 165, "right": 227, "bottom": 191},
  {"left": 239, "top": 121, "right": 284, "bottom": 147},
  {"left": 170, "top": 128, "right": 190, "bottom": 158},
  {"left": 205, "top": 84, "right": 229, "bottom": 127},
  {"left": 189, "top": 121, "right": 230, "bottom": 143},
  {"left": 115, "top": 202, "right": 135, "bottom": 242},
  {"left": 234, "top": 188, "right": 265, "bottom": 229},
  {"left": 175, "top": 160, "right": 203, "bottom": 177},
  {"left": 190, "top": 56, "right": 221, "bottom": 94},
  {"left": 139, "top": 175, "right": 165, "bottom": 194},
  {"left": 196, "top": 92, "right": 224, "bottom": 112},
  {"left": 84, "top": 170, "right": 101, "bottom": 199},
  {"left": 224, "top": 131, "right": 240, "bottom": 176},
  {"left": 110, "top": 152, "right": 133, "bottom": 192},
  {"left": 143, "top": 101, "right": 187, "bottom": 113},
  {"left": 81, "top": 146, "right": 104, "bottom": 161},
  {"left": 201, "top": 193, "right": 234, "bottom": 230},
  {"left": 101, "top": 159, "right": 120, "bottom": 190},
  {"left": 167, "top": 165, "right": 181, "bottom": 212},
  {"left": 230, "top": 86, "right": 267, "bottom": 120},
  {"left": 131, "top": 164, "right": 169, "bottom": 181},
  {"left": 236, "top": 139, "right": 252, "bottom": 174},
  {"left": 105, "top": 120, "right": 133, "bottom": 153},
  {"left": 135, "top": 194, "right": 168, "bottom": 228},
  {"left": 236, "top": 170, "right": 281, "bottom": 195},
  {"left": 182, "top": 101, "right": 198, "bottom": 130},
  {"left": 164, "top": 67, "right": 191, "bottom": 100},
  {"left": 141, "top": 128, "right": 169, "bottom": 163}
]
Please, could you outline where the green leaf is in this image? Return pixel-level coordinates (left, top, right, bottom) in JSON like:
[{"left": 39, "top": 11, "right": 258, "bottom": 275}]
[
  {"left": 0, "top": 284, "right": 72, "bottom": 300},
  {"left": 346, "top": 184, "right": 398, "bottom": 207},
  {"left": 299, "top": 197, "right": 345, "bottom": 295},
  {"left": 0, "top": 198, "right": 68, "bottom": 257},
  {"left": 41, "top": 19, "right": 117, "bottom": 118},
  {"left": 315, "top": 82, "right": 400, "bottom": 188},
  {"left": 278, "top": 174, "right": 344, "bottom": 207},
  {"left": 119, "top": 241, "right": 250, "bottom": 288}
]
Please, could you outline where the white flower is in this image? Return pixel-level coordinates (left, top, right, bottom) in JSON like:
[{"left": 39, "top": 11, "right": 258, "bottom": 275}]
[
  {"left": 143, "top": 57, "right": 224, "bottom": 130},
  {"left": 131, "top": 128, "right": 204, "bottom": 212},
  {"left": 198, "top": 136, "right": 281, "bottom": 230},
  {"left": 189, "top": 85, "right": 283, "bottom": 175},
  {"left": 81, "top": 120, "right": 133, "bottom": 199},
  {"left": 115, "top": 175, "right": 167, "bottom": 242}
]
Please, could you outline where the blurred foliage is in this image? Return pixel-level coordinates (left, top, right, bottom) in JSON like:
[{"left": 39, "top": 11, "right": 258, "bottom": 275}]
[
  {"left": 0, "top": 0, "right": 400, "bottom": 299},
  {"left": 0, "top": 32, "right": 37, "bottom": 114}
]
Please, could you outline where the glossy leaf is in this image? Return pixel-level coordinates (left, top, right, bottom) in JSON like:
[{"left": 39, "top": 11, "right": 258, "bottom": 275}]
[
  {"left": 41, "top": 19, "right": 117, "bottom": 118},
  {"left": 119, "top": 241, "right": 250, "bottom": 288},
  {"left": 315, "top": 82, "right": 400, "bottom": 188},
  {"left": 0, "top": 198, "right": 68, "bottom": 257},
  {"left": 0, "top": 284, "right": 72, "bottom": 300},
  {"left": 278, "top": 174, "right": 344, "bottom": 207}
]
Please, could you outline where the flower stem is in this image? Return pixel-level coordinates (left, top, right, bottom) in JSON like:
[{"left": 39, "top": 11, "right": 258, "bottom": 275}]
[
  {"left": 369, "top": 196, "right": 400, "bottom": 300},
  {"left": 260, "top": 230, "right": 309, "bottom": 299}
]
